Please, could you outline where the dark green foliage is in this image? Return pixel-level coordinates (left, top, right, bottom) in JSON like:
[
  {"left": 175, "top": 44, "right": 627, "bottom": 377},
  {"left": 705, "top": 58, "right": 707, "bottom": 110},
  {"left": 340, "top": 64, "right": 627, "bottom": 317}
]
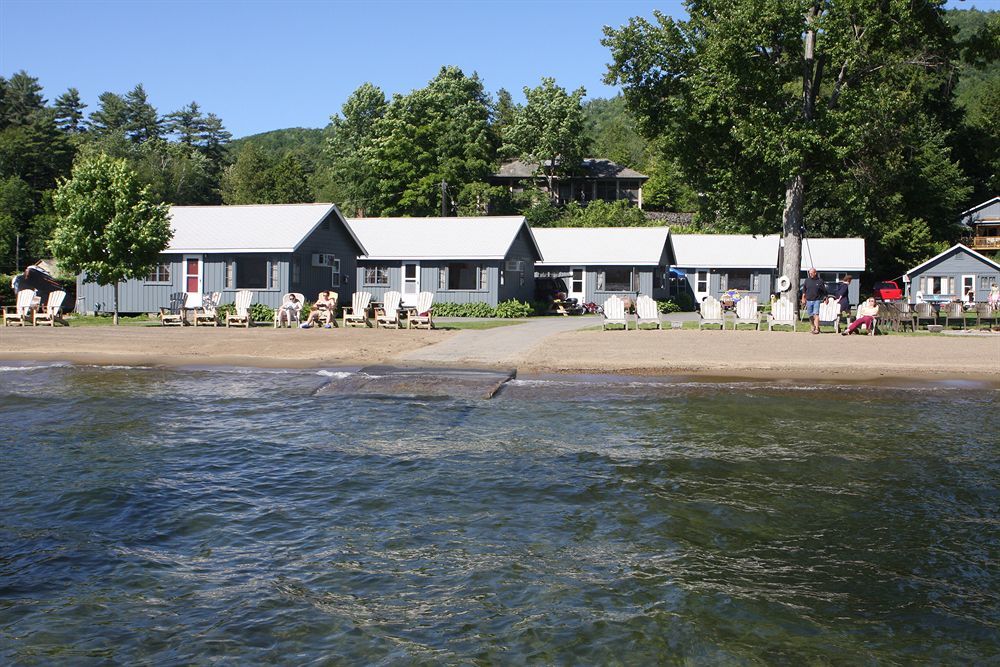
[
  {"left": 88, "top": 92, "right": 129, "bottom": 136},
  {"left": 656, "top": 299, "right": 681, "bottom": 314},
  {"left": 123, "top": 84, "right": 161, "bottom": 143},
  {"left": 53, "top": 88, "right": 86, "bottom": 134},
  {"left": 249, "top": 302, "right": 274, "bottom": 323},
  {"left": 221, "top": 144, "right": 312, "bottom": 204},
  {"left": 1, "top": 71, "right": 45, "bottom": 126},
  {"left": 431, "top": 301, "right": 497, "bottom": 317},
  {"left": 493, "top": 299, "right": 534, "bottom": 318}
]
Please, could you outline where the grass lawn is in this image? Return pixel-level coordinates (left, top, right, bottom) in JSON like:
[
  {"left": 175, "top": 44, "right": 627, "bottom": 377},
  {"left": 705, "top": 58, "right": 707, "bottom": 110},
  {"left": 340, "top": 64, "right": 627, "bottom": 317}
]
[
  {"left": 435, "top": 320, "right": 528, "bottom": 330},
  {"left": 64, "top": 315, "right": 160, "bottom": 327}
]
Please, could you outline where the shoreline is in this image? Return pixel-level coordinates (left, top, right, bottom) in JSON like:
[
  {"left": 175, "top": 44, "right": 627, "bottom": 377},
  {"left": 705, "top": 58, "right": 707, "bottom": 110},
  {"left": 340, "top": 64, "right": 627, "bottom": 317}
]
[{"left": 1, "top": 325, "right": 997, "bottom": 387}]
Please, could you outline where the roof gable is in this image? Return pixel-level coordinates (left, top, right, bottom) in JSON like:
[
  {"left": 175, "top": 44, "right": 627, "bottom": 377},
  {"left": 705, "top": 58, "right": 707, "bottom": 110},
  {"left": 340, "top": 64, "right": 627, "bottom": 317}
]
[
  {"left": 533, "top": 227, "right": 670, "bottom": 266},
  {"left": 905, "top": 243, "right": 1000, "bottom": 276},
  {"left": 493, "top": 158, "right": 648, "bottom": 180},
  {"left": 166, "top": 203, "right": 365, "bottom": 254},
  {"left": 961, "top": 196, "right": 1000, "bottom": 226},
  {"left": 348, "top": 216, "right": 537, "bottom": 260}
]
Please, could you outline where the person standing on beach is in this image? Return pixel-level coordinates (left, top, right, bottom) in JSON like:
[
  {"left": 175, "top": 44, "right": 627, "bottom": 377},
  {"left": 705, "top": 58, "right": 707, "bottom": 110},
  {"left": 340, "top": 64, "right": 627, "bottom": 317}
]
[{"left": 801, "top": 268, "right": 827, "bottom": 334}]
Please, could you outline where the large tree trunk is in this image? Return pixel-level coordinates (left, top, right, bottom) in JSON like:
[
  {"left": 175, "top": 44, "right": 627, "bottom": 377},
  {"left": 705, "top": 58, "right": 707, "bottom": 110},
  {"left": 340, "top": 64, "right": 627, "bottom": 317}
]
[
  {"left": 781, "top": 175, "right": 804, "bottom": 314},
  {"left": 113, "top": 281, "right": 120, "bottom": 326}
]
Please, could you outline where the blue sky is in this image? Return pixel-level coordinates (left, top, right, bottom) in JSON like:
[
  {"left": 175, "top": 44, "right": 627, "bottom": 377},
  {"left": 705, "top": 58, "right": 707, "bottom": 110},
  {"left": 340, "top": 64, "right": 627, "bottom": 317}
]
[{"left": 1, "top": 0, "right": 992, "bottom": 139}]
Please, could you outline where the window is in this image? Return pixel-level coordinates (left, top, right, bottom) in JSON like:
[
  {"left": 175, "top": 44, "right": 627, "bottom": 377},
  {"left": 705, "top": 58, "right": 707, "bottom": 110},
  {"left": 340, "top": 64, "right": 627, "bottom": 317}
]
[
  {"left": 982, "top": 275, "right": 998, "bottom": 289},
  {"left": 442, "top": 262, "right": 482, "bottom": 290},
  {"left": 271, "top": 262, "right": 279, "bottom": 288},
  {"left": 724, "top": 270, "right": 752, "bottom": 291},
  {"left": 146, "top": 262, "right": 170, "bottom": 282},
  {"left": 236, "top": 257, "right": 269, "bottom": 289},
  {"left": 364, "top": 266, "right": 390, "bottom": 286},
  {"left": 920, "top": 276, "right": 953, "bottom": 296},
  {"left": 595, "top": 180, "right": 617, "bottom": 202},
  {"left": 696, "top": 271, "right": 708, "bottom": 294},
  {"left": 598, "top": 268, "right": 636, "bottom": 292}
]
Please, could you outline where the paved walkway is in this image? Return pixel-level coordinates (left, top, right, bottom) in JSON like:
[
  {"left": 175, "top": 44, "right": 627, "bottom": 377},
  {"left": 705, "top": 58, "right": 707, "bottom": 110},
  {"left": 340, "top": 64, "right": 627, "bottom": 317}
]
[{"left": 395, "top": 316, "right": 599, "bottom": 366}]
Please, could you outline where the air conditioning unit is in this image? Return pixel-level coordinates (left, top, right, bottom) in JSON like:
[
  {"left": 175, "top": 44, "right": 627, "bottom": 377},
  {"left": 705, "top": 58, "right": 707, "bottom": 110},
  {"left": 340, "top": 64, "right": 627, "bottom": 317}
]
[
  {"left": 505, "top": 260, "right": 524, "bottom": 272},
  {"left": 312, "top": 253, "right": 337, "bottom": 267}
]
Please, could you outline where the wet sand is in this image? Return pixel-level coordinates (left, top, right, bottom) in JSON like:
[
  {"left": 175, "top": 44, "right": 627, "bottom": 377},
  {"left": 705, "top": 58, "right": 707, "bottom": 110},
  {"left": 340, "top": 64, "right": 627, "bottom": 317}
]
[{"left": 0, "top": 323, "right": 997, "bottom": 384}]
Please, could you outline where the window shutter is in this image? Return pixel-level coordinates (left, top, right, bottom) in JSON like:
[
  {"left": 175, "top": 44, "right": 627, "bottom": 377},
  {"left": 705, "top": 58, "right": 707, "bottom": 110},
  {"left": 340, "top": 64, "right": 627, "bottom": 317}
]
[
  {"left": 479, "top": 266, "right": 488, "bottom": 290},
  {"left": 439, "top": 267, "right": 447, "bottom": 289},
  {"left": 597, "top": 272, "right": 605, "bottom": 291}
]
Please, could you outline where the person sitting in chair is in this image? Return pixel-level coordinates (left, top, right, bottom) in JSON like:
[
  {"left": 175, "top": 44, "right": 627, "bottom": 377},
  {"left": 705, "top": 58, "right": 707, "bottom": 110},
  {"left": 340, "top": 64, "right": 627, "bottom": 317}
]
[
  {"left": 842, "top": 297, "right": 879, "bottom": 336},
  {"left": 277, "top": 293, "right": 301, "bottom": 327},
  {"left": 302, "top": 290, "right": 335, "bottom": 328}
]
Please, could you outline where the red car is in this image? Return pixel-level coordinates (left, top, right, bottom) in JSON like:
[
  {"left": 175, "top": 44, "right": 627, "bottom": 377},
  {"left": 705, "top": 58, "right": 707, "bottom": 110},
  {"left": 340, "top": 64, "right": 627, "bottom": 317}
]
[{"left": 873, "top": 280, "right": 903, "bottom": 301}]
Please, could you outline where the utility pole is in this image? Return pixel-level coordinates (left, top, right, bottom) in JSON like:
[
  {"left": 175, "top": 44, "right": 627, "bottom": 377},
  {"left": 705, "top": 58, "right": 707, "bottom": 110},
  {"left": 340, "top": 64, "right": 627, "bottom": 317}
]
[
  {"left": 441, "top": 180, "right": 448, "bottom": 217},
  {"left": 15, "top": 233, "right": 20, "bottom": 272}
]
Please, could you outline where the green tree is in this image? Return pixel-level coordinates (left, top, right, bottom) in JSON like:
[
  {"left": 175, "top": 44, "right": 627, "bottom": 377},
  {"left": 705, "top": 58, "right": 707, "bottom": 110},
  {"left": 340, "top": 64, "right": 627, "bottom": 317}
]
[
  {"left": 604, "top": 1, "right": 967, "bottom": 294},
  {"left": 269, "top": 154, "right": 312, "bottom": 203},
  {"left": 220, "top": 143, "right": 274, "bottom": 204},
  {"left": 124, "top": 84, "right": 161, "bottom": 143},
  {"left": 51, "top": 154, "right": 171, "bottom": 324},
  {"left": 53, "top": 88, "right": 87, "bottom": 134},
  {"left": 89, "top": 92, "right": 129, "bottom": 136},
  {"left": 501, "top": 77, "right": 589, "bottom": 202},
  {"left": 323, "top": 82, "right": 387, "bottom": 214},
  {"left": 197, "top": 112, "right": 231, "bottom": 174},
  {"left": 1, "top": 71, "right": 45, "bottom": 126},
  {"left": 363, "top": 67, "right": 495, "bottom": 215},
  {"left": 492, "top": 88, "right": 518, "bottom": 146},
  {"left": 554, "top": 199, "right": 651, "bottom": 228},
  {"left": 0, "top": 175, "right": 36, "bottom": 270},
  {"left": 165, "top": 101, "right": 205, "bottom": 146},
  {"left": 0, "top": 109, "right": 74, "bottom": 191}
]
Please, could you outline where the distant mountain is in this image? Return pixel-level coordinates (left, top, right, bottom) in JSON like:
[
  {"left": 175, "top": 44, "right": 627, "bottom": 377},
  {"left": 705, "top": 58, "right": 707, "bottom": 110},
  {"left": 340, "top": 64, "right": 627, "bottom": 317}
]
[{"left": 228, "top": 127, "right": 327, "bottom": 163}]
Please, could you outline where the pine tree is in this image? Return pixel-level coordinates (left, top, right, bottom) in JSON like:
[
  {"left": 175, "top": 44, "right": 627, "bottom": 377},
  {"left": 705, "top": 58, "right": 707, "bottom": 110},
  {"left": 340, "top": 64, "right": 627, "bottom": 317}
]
[
  {"left": 89, "top": 92, "right": 129, "bottom": 136},
  {"left": 54, "top": 88, "right": 87, "bottom": 133},
  {"left": 165, "top": 101, "right": 205, "bottom": 146},
  {"left": 2, "top": 71, "right": 46, "bottom": 126},
  {"left": 124, "top": 84, "right": 161, "bottom": 143}
]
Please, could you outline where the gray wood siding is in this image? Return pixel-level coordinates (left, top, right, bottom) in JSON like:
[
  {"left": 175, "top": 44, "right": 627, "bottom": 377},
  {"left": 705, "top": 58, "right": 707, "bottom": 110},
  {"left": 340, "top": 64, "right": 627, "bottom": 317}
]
[
  {"left": 356, "top": 261, "right": 501, "bottom": 306},
  {"left": 292, "top": 211, "right": 361, "bottom": 304},
  {"left": 498, "top": 226, "right": 538, "bottom": 303},
  {"left": 907, "top": 247, "right": 1000, "bottom": 302},
  {"left": 675, "top": 268, "right": 774, "bottom": 303}
]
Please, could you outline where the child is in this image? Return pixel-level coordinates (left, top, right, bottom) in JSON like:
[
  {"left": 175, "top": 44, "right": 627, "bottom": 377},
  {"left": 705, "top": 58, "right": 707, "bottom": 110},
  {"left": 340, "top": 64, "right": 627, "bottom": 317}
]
[{"left": 277, "top": 293, "right": 301, "bottom": 327}]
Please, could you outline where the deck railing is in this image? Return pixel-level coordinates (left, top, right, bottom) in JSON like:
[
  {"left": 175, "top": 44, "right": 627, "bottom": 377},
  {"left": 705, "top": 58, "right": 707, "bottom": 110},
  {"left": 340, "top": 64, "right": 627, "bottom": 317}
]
[{"left": 963, "top": 236, "right": 1000, "bottom": 250}]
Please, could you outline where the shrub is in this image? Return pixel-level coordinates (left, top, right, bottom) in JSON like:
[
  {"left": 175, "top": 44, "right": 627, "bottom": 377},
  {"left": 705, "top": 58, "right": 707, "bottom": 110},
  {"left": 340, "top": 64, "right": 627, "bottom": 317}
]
[
  {"left": 657, "top": 299, "right": 682, "bottom": 314},
  {"left": 249, "top": 302, "right": 274, "bottom": 323},
  {"left": 216, "top": 302, "right": 235, "bottom": 321},
  {"left": 432, "top": 301, "right": 496, "bottom": 317},
  {"left": 494, "top": 299, "right": 533, "bottom": 318}
]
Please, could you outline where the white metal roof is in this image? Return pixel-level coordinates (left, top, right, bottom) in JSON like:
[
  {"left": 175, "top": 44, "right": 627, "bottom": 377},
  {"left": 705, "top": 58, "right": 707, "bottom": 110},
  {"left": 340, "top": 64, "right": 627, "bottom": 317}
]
[
  {"left": 904, "top": 243, "right": 1000, "bottom": 277},
  {"left": 800, "top": 238, "right": 866, "bottom": 271},
  {"left": 347, "top": 216, "right": 536, "bottom": 260},
  {"left": 671, "top": 234, "right": 780, "bottom": 269},
  {"left": 533, "top": 227, "right": 670, "bottom": 266},
  {"left": 166, "top": 203, "right": 364, "bottom": 254}
]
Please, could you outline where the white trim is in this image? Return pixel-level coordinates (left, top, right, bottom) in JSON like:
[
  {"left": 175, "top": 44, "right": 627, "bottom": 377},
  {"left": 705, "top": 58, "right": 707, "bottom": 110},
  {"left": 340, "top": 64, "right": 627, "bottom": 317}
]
[
  {"left": 905, "top": 243, "right": 1000, "bottom": 277},
  {"left": 960, "top": 196, "right": 1000, "bottom": 217},
  {"left": 183, "top": 255, "right": 203, "bottom": 307},
  {"left": 568, "top": 267, "right": 585, "bottom": 303},
  {"left": 402, "top": 261, "right": 420, "bottom": 306}
]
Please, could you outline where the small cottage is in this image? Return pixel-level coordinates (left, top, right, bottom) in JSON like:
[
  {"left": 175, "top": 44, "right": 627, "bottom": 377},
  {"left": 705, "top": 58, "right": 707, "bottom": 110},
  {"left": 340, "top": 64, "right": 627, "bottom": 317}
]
[
  {"left": 532, "top": 227, "right": 672, "bottom": 304},
  {"left": 76, "top": 203, "right": 365, "bottom": 314},
  {"left": 903, "top": 243, "right": 1000, "bottom": 303},
  {"left": 489, "top": 158, "right": 648, "bottom": 208},
  {"left": 347, "top": 216, "right": 541, "bottom": 307},
  {"left": 960, "top": 196, "right": 1000, "bottom": 253},
  {"left": 670, "top": 234, "right": 779, "bottom": 303}
]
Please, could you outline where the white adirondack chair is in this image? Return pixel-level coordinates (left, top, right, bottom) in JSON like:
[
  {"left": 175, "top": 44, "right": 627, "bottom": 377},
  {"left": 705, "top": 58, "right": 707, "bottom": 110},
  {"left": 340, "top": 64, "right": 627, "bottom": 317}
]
[
  {"left": 3, "top": 289, "right": 37, "bottom": 326},
  {"left": 698, "top": 296, "right": 724, "bottom": 330},
  {"left": 602, "top": 295, "right": 628, "bottom": 330},
  {"left": 407, "top": 292, "right": 435, "bottom": 329},
  {"left": 731, "top": 296, "right": 760, "bottom": 331},
  {"left": 767, "top": 297, "right": 796, "bottom": 332},
  {"left": 193, "top": 292, "right": 221, "bottom": 327},
  {"left": 273, "top": 292, "right": 305, "bottom": 328},
  {"left": 817, "top": 298, "right": 842, "bottom": 333},
  {"left": 226, "top": 290, "right": 254, "bottom": 327},
  {"left": 635, "top": 295, "right": 661, "bottom": 330},
  {"left": 343, "top": 291, "right": 372, "bottom": 328},
  {"left": 159, "top": 292, "right": 189, "bottom": 326},
  {"left": 376, "top": 291, "right": 402, "bottom": 329},
  {"left": 33, "top": 290, "right": 67, "bottom": 326}
]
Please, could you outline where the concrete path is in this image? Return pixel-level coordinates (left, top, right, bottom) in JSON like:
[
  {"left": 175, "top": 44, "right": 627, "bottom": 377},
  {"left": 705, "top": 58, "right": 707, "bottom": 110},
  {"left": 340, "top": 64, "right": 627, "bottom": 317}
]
[{"left": 395, "top": 316, "right": 599, "bottom": 366}]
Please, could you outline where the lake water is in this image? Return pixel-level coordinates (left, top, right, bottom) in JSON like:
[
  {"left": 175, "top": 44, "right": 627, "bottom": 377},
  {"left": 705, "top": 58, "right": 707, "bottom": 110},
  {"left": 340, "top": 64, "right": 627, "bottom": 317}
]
[{"left": 1, "top": 364, "right": 998, "bottom": 663}]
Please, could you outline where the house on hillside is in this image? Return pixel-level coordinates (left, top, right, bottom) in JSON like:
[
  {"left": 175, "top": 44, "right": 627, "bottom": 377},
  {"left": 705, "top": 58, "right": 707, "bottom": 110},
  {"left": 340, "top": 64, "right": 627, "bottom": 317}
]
[
  {"left": 347, "top": 216, "right": 541, "bottom": 307},
  {"left": 960, "top": 196, "right": 1000, "bottom": 252},
  {"left": 488, "top": 158, "right": 648, "bottom": 208},
  {"left": 670, "top": 234, "right": 779, "bottom": 303},
  {"left": 903, "top": 243, "right": 1000, "bottom": 303},
  {"left": 76, "top": 203, "right": 365, "bottom": 314},
  {"left": 532, "top": 227, "right": 672, "bottom": 305}
]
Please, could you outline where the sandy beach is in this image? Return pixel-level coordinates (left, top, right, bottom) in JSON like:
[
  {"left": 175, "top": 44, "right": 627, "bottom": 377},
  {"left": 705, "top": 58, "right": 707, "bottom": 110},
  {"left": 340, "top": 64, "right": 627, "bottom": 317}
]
[{"left": 1, "top": 322, "right": 997, "bottom": 384}]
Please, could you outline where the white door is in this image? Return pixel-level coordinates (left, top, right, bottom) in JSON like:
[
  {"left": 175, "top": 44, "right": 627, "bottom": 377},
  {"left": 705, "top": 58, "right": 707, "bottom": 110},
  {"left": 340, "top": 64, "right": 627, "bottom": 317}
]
[
  {"left": 402, "top": 262, "right": 420, "bottom": 305},
  {"left": 183, "top": 255, "right": 203, "bottom": 307},
  {"left": 694, "top": 270, "right": 710, "bottom": 303},
  {"left": 962, "top": 274, "right": 975, "bottom": 303},
  {"left": 568, "top": 267, "right": 585, "bottom": 303}
]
